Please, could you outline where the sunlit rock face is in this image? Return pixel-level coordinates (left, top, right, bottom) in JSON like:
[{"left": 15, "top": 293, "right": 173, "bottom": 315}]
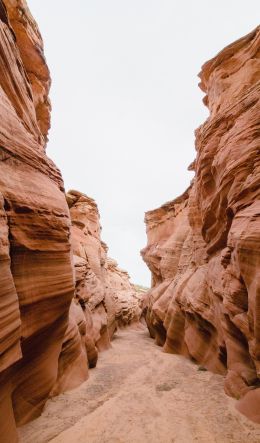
[
  {"left": 142, "top": 27, "right": 260, "bottom": 422},
  {"left": 67, "top": 190, "right": 142, "bottom": 352},
  {"left": 0, "top": 1, "right": 77, "bottom": 441}
]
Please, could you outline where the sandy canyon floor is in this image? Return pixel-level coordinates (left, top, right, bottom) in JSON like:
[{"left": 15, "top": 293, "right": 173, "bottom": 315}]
[{"left": 19, "top": 327, "right": 260, "bottom": 443}]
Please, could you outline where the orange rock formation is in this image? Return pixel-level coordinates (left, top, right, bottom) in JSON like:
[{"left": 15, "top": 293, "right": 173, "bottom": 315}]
[
  {"left": 67, "top": 189, "right": 142, "bottom": 353},
  {"left": 0, "top": 2, "right": 141, "bottom": 441},
  {"left": 141, "top": 27, "right": 260, "bottom": 423},
  {"left": 0, "top": 1, "right": 75, "bottom": 440}
]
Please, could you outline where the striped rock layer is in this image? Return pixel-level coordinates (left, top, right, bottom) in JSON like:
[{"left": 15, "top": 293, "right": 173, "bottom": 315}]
[
  {"left": 141, "top": 27, "right": 260, "bottom": 423},
  {"left": 0, "top": 2, "right": 142, "bottom": 441}
]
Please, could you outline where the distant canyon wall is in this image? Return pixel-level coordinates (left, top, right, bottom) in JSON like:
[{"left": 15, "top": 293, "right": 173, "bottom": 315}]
[
  {"left": 0, "top": 2, "right": 141, "bottom": 442},
  {"left": 141, "top": 27, "right": 260, "bottom": 422},
  {"left": 51, "top": 190, "right": 142, "bottom": 398},
  {"left": 67, "top": 189, "right": 142, "bottom": 356}
]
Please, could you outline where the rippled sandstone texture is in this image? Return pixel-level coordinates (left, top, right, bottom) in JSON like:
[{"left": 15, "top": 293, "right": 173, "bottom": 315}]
[
  {"left": 141, "top": 27, "right": 260, "bottom": 422},
  {"left": 0, "top": 2, "right": 141, "bottom": 441},
  {"left": 67, "top": 190, "right": 142, "bottom": 353},
  {"left": 0, "top": 1, "right": 77, "bottom": 441}
]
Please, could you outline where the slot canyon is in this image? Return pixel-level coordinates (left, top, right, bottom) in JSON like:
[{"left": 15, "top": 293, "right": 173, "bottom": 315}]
[{"left": 0, "top": 1, "right": 259, "bottom": 442}]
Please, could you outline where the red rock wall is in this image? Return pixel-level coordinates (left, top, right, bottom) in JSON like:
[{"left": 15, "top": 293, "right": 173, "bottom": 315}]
[
  {"left": 0, "top": 3, "right": 143, "bottom": 440},
  {"left": 0, "top": 1, "right": 77, "bottom": 441},
  {"left": 67, "top": 190, "right": 142, "bottom": 352},
  {"left": 141, "top": 27, "right": 260, "bottom": 422}
]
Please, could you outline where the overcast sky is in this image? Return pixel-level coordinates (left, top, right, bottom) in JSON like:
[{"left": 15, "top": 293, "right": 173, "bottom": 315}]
[{"left": 27, "top": 0, "right": 259, "bottom": 286}]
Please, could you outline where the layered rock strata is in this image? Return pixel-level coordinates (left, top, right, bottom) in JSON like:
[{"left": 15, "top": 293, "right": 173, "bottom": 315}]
[
  {"left": 0, "top": 2, "right": 142, "bottom": 441},
  {"left": 141, "top": 27, "right": 260, "bottom": 422},
  {"left": 67, "top": 190, "right": 142, "bottom": 352},
  {"left": 0, "top": 1, "right": 76, "bottom": 441}
]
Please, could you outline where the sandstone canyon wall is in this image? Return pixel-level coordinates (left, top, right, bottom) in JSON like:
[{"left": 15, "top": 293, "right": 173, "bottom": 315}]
[
  {"left": 0, "top": 1, "right": 76, "bottom": 441},
  {"left": 50, "top": 190, "right": 142, "bottom": 398},
  {"left": 0, "top": 2, "right": 141, "bottom": 441},
  {"left": 67, "top": 189, "right": 142, "bottom": 355},
  {"left": 141, "top": 27, "right": 260, "bottom": 422}
]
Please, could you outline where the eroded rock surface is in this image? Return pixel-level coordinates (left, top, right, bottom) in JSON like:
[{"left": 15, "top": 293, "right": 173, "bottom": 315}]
[
  {"left": 67, "top": 190, "right": 142, "bottom": 353},
  {"left": 0, "top": 2, "right": 142, "bottom": 441},
  {"left": 0, "top": 1, "right": 75, "bottom": 441},
  {"left": 141, "top": 27, "right": 260, "bottom": 422}
]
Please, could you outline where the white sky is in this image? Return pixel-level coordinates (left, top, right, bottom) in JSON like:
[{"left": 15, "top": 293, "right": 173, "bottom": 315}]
[{"left": 27, "top": 0, "right": 259, "bottom": 286}]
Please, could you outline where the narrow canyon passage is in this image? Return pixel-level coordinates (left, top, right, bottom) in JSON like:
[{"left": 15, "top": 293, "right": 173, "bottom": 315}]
[
  {"left": 19, "top": 327, "right": 260, "bottom": 443},
  {"left": 0, "top": 1, "right": 259, "bottom": 441}
]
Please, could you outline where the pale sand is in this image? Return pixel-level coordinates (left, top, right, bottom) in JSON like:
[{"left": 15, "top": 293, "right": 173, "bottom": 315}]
[{"left": 19, "top": 327, "right": 260, "bottom": 443}]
